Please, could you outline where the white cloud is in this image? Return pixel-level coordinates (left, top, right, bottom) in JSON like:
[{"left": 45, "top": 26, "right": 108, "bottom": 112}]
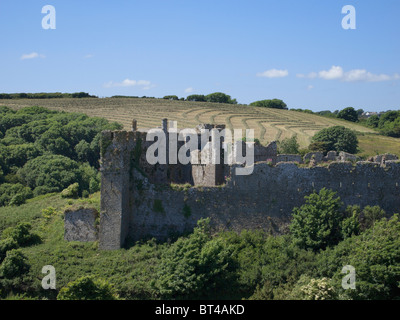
[
  {"left": 104, "top": 79, "right": 155, "bottom": 89},
  {"left": 84, "top": 54, "right": 94, "bottom": 59},
  {"left": 257, "top": 69, "right": 289, "bottom": 78},
  {"left": 299, "top": 65, "right": 399, "bottom": 83},
  {"left": 307, "top": 85, "right": 314, "bottom": 90},
  {"left": 342, "top": 69, "right": 395, "bottom": 82},
  {"left": 185, "top": 87, "right": 194, "bottom": 93},
  {"left": 319, "top": 66, "right": 344, "bottom": 80},
  {"left": 21, "top": 52, "right": 45, "bottom": 60}
]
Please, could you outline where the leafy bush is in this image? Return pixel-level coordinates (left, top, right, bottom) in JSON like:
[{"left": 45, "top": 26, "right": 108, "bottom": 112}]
[
  {"left": 0, "top": 183, "right": 33, "bottom": 207},
  {"left": 0, "top": 249, "right": 30, "bottom": 279},
  {"left": 61, "top": 183, "right": 80, "bottom": 199},
  {"left": 337, "top": 107, "right": 359, "bottom": 122},
  {"left": 290, "top": 188, "right": 343, "bottom": 251},
  {"left": 57, "top": 276, "right": 119, "bottom": 300},
  {"left": 0, "top": 238, "right": 18, "bottom": 263},
  {"left": 278, "top": 135, "right": 300, "bottom": 154},
  {"left": 311, "top": 126, "right": 358, "bottom": 154},
  {"left": 1, "top": 222, "right": 41, "bottom": 247}
]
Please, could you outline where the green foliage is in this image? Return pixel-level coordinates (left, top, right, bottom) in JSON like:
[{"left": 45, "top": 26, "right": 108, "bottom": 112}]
[
  {"left": 307, "top": 141, "right": 331, "bottom": 154},
  {"left": 155, "top": 218, "right": 238, "bottom": 299},
  {"left": 359, "top": 205, "right": 387, "bottom": 231},
  {"left": 290, "top": 188, "right": 343, "bottom": 251},
  {"left": 163, "top": 95, "right": 179, "bottom": 100},
  {"left": 337, "top": 107, "right": 359, "bottom": 122},
  {"left": 0, "top": 92, "right": 97, "bottom": 99},
  {"left": 0, "top": 107, "right": 120, "bottom": 207},
  {"left": 341, "top": 205, "right": 361, "bottom": 239},
  {"left": 317, "top": 215, "right": 400, "bottom": 300},
  {"left": 205, "top": 92, "right": 237, "bottom": 104},
  {"left": 0, "top": 238, "right": 18, "bottom": 263},
  {"left": 366, "top": 115, "right": 379, "bottom": 128},
  {"left": 311, "top": 126, "right": 358, "bottom": 154},
  {"left": 278, "top": 135, "right": 300, "bottom": 154},
  {"left": 18, "top": 154, "right": 81, "bottom": 196},
  {"left": 186, "top": 94, "right": 206, "bottom": 102},
  {"left": 0, "top": 249, "right": 30, "bottom": 279},
  {"left": 57, "top": 276, "right": 119, "bottom": 300},
  {"left": 1, "top": 222, "right": 41, "bottom": 247},
  {"left": 378, "top": 111, "right": 399, "bottom": 129},
  {"left": 0, "top": 183, "right": 33, "bottom": 207},
  {"left": 61, "top": 183, "right": 80, "bottom": 199},
  {"left": 250, "top": 99, "right": 288, "bottom": 110}
]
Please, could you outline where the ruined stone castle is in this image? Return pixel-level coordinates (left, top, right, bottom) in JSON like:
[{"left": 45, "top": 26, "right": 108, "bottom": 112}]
[{"left": 64, "top": 119, "right": 400, "bottom": 250}]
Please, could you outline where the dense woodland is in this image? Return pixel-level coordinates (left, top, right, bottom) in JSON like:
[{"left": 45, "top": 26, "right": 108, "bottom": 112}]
[{"left": 0, "top": 106, "right": 121, "bottom": 207}]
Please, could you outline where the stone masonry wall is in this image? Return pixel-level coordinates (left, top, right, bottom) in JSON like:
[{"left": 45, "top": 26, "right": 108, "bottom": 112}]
[{"left": 127, "top": 160, "right": 400, "bottom": 243}]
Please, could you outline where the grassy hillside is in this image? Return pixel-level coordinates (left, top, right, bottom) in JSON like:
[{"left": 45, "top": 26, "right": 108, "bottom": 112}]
[{"left": 2, "top": 98, "right": 400, "bottom": 156}]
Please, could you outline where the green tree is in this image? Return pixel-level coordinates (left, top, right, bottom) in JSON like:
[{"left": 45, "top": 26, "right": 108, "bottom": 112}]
[
  {"left": 0, "top": 249, "right": 30, "bottom": 279},
  {"left": 0, "top": 239, "right": 18, "bottom": 263},
  {"left": 57, "top": 276, "right": 119, "bottom": 300},
  {"left": 366, "top": 115, "right": 379, "bottom": 128},
  {"left": 337, "top": 107, "right": 359, "bottom": 122},
  {"left": 250, "top": 99, "right": 288, "bottom": 110},
  {"left": 311, "top": 126, "right": 358, "bottom": 154},
  {"left": 18, "top": 154, "right": 81, "bottom": 196},
  {"left": 186, "top": 94, "right": 206, "bottom": 102},
  {"left": 290, "top": 188, "right": 343, "bottom": 251},
  {"left": 378, "top": 111, "right": 400, "bottom": 129},
  {"left": 205, "top": 92, "right": 236, "bottom": 104},
  {"left": 163, "top": 95, "right": 179, "bottom": 100},
  {"left": 278, "top": 135, "right": 300, "bottom": 154}
]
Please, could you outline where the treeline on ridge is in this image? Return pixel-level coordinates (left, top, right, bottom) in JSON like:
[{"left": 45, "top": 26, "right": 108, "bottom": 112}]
[{"left": 0, "top": 92, "right": 97, "bottom": 99}]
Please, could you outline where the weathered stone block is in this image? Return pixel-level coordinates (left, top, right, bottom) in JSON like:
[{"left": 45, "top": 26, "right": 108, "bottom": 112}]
[
  {"left": 303, "top": 152, "right": 324, "bottom": 163},
  {"left": 338, "top": 152, "right": 359, "bottom": 162},
  {"left": 325, "top": 151, "right": 337, "bottom": 161},
  {"left": 64, "top": 207, "right": 99, "bottom": 242}
]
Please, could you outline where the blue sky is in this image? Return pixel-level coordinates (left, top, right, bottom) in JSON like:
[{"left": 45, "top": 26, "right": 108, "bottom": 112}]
[{"left": 0, "top": 0, "right": 399, "bottom": 111}]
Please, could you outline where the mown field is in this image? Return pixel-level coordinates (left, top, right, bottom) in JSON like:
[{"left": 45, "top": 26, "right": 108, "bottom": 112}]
[{"left": 2, "top": 98, "right": 400, "bottom": 157}]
